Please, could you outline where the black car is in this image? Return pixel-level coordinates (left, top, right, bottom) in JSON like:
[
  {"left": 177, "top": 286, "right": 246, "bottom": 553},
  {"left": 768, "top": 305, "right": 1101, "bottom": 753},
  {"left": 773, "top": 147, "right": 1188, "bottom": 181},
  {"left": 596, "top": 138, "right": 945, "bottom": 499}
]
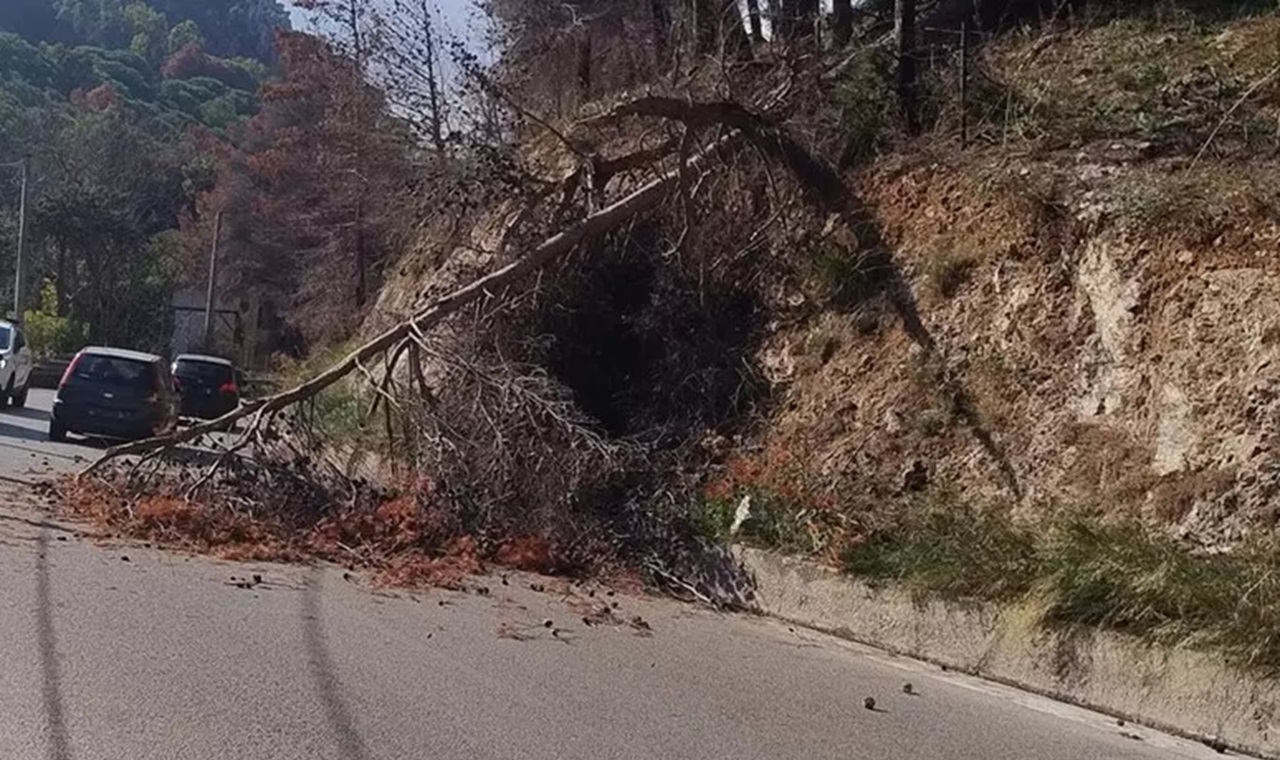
[
  {"left": 50, "top": 347, "right": 178, "bottom": 442},
  {"left": 171, "top": 353, "right": 241, "bottom": 421}
]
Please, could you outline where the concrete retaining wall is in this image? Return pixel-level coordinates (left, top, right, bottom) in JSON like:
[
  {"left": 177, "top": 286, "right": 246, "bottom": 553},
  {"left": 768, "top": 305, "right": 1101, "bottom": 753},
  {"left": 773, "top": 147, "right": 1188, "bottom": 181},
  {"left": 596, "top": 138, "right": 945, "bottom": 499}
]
[{"left": 738, "top": 546, "right": 1280, "bottom": 758}]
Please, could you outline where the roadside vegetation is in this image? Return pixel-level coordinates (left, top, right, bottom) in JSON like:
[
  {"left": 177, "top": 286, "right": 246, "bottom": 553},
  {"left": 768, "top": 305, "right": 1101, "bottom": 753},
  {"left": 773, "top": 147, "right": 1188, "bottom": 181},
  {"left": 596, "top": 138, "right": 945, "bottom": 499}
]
[{"left": 843, "top": 503, "right": 1280, "bottom": 676}]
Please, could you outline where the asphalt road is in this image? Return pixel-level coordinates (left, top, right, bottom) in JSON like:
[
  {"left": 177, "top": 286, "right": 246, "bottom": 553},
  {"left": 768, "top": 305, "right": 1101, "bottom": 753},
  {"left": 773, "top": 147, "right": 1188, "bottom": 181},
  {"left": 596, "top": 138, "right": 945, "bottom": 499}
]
[
  {"left": 0, "top": 390, "right": 95, "bottom": 483},
  {"left": 0, "top": 393, "right": 1235, "bottom": 760}
]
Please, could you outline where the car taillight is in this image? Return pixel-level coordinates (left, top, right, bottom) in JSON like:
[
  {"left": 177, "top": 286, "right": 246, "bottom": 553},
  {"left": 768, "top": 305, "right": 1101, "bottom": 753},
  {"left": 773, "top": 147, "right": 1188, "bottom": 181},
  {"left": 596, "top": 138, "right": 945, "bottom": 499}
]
[
  {"left": 219, "top": 381, "right": 238, "bottom": 395},
  {"left": 57, "top": 353, "right": 82, "bottom": 389}
]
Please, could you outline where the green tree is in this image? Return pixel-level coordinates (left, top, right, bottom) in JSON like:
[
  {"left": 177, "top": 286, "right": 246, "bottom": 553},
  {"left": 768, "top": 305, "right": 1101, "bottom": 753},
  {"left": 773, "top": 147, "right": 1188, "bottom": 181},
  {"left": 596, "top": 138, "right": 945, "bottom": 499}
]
[
  {"left": 167, "top": 19, "right": 203, "bottom": 54},
  {"left": 54, "top": 0, "right": 129, "bottom": 47},
  {"left": 123, "top": 2, "right": 169, "bottom": 65}
]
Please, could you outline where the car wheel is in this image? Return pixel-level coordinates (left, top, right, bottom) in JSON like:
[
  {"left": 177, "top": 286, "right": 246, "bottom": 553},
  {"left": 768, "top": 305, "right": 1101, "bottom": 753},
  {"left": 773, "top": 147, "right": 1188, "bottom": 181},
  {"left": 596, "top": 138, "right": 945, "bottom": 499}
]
[
  {"left": 0, "top": 377, "right": 12, "bottom": 408},
  {"left": 12, "top": 383, "right": 29, "bottom": 409},
  {"left": 48, "top": 421, "right": 67, "bottom": 443}
]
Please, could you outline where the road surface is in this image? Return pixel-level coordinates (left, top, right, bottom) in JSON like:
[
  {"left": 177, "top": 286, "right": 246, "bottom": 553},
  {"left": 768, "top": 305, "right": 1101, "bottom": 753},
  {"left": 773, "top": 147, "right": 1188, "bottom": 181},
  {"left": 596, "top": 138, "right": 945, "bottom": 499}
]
[
  {"left": 0, "top": 390, "right": 95, "bottom": 483},
  {"left": 0, "top": 393, "right": 1235, "bottom": 760}
]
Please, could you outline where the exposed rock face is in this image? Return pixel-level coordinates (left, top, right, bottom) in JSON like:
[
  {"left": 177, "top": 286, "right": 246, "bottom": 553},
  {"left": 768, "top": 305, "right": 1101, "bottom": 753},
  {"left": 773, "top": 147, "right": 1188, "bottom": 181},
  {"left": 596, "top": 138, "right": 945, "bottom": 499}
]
[{"left": 754, "top": 153, "right": 1280, "bottom": 550}]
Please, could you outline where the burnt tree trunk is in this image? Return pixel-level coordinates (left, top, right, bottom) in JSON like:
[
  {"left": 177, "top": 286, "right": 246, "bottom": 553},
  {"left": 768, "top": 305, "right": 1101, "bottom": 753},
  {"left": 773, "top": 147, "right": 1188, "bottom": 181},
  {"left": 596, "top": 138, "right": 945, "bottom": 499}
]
[
  {"left": 778, "top": 0, "right": 819, "bottom": 45},
  {"left": 693, "top": 0, "right": 753, "bottom": 60},
  {"left": 651, "top": 0, "right": 671, "bottom": 68},
  {"left": 833, "top": 0, "right": 854, "bottom": 45},
  {"left": 577, "top": 31, "right": 593, "bottom": 100},
  {"left": 895, "top": 0, "right": 920, "bottom": 135}
]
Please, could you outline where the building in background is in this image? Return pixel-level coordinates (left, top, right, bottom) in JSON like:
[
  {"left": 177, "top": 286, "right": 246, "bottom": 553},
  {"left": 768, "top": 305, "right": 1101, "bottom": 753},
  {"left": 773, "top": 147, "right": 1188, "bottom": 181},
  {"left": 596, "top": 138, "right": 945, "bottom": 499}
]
[{"left": 169, "top": 287, "right": 263, "bottom": 368}]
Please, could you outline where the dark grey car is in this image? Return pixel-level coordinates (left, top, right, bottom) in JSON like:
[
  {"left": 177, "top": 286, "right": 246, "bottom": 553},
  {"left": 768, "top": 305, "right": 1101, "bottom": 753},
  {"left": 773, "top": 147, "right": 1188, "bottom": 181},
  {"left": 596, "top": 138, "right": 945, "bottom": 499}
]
[{"left": 50, "top": 347, "right": 178, "bottom": 442}]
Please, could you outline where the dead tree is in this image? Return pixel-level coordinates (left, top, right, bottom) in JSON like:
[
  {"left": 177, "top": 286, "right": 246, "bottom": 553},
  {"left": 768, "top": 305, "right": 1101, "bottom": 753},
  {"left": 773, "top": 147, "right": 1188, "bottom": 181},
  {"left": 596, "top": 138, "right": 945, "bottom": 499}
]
[{"left": 895, "top": 0, "right": 920, "bottom": 135}]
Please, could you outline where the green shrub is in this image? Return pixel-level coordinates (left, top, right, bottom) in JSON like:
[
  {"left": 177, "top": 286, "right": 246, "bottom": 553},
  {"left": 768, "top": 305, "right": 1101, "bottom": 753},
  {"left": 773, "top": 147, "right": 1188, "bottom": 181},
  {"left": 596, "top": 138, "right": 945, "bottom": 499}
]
[{"left": 22, "top": 280, "right": 82, "bottom": 359}]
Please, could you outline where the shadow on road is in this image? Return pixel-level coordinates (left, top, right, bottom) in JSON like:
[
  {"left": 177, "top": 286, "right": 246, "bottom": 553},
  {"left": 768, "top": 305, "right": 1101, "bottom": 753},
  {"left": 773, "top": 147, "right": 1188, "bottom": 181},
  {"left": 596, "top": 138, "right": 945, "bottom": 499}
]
[
  {"left": 36, "top": 528, "right": 73, "bottom": 760},
  {"left": 4, "top": 407, "right": 51, "bottom": 423},
  {"left": 0, "top": 417, "right": 53, "bottom": 444},
  {"left": 303, "top": 568, "right": 371, "bottom": 760}
]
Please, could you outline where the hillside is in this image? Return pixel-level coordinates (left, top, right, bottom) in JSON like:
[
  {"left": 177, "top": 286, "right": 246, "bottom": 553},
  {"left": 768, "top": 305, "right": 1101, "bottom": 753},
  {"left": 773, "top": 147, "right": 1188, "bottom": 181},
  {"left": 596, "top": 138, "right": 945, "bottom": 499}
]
[
  {"left": 344, "top": 6, "right": 1280, "bottom": 666},
  {"left": 0, "top": 0, "right": 286, "bottom": 352}
]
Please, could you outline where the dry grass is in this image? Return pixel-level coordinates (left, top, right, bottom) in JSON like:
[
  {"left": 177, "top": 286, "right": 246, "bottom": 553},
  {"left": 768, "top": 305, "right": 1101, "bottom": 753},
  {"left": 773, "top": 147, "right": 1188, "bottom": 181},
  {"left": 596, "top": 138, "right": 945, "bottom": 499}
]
[{"left": 986, "top": 14, "right": 1280, "bottom": 151}]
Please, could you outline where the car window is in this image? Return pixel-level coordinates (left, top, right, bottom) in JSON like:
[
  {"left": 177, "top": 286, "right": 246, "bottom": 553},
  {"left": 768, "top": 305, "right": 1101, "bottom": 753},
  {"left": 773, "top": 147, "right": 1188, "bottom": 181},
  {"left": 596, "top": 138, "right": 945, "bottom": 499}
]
[
  {"left": 72, "top": 355, "right": 157, "bottom": 391},
  {"left": 13, "top": 330, "right": 25, "bottom": 351},
  {"left": 174, "top": 360, "right": 235, "bottom": 385},
  {"left": 0, "top": 325, "right": 12, "bottom": 352}
]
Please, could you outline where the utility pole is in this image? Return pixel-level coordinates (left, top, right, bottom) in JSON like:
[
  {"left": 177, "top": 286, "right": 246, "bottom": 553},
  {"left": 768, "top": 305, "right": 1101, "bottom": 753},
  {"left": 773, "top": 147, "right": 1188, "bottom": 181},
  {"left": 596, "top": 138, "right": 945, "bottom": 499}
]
[
  {"left": 203, "top": 210, "right": 222, "bottom": 351},
  {"left": 13, "top": 160, "right": 26, "bottom": 323}
]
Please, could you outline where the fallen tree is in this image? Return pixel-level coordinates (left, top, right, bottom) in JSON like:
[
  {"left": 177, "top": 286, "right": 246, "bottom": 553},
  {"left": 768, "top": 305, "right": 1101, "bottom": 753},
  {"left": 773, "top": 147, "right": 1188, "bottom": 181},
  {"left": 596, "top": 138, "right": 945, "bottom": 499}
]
[{"left": 81, "top": 125, "right": 749, "bottom": 481}]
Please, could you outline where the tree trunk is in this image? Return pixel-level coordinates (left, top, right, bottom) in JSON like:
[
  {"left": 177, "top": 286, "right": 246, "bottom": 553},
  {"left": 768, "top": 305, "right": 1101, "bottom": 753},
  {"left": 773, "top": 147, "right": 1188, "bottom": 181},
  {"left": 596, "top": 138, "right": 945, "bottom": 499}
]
[
  {"left": 719, "top": 0, "right": 754, "bottom": 59},
  {"left": 895, "top": 0, "right": 920, "bottom": 135},
  {"left": 354, "top": 196, "right": 367, "bottom": 308},
  {"left": 421, "top": 0, "right": 445, "bottom": 153},
  {"left": 651, "top": 0, "right": 671, "bottom": 68},
  {"left": 692, "top": 0, "right": 752, "bottom": 61},
  {"left": 577, "top": 31, "right": 593, "bottom": 101},
  {"left": 745, "top": 0, "right": 764, "bottom": 42},
  {"left": 833, "top": 0, "right": 854, "bottom": 46},
  {"left": 776, "top": 0, "right": 818, "bottom": 45}
]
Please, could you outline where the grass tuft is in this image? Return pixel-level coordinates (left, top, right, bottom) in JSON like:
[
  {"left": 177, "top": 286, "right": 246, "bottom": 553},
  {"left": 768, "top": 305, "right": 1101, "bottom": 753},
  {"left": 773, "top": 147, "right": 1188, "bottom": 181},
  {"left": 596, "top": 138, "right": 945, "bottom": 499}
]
[{"left": 842, "top": 506, "right": 1280, "bottom": 675}]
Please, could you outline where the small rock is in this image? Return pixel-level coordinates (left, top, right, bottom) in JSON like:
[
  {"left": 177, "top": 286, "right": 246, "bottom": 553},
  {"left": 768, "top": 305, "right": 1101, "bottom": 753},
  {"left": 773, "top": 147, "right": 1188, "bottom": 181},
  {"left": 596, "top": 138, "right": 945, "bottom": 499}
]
[
  {"left": 1203, "top": 738, "right": 1228, "bottom": 754},
  {"left": 903, "top": 683, "right": 913, "bottom": 695},
  {"left": 252, "top": 574, "right": 262, "bottom": 585},
  {"left": 864, "top": 697, "right": 876, "bottom": 711},
  {"left": 543, "top": 619, "right": 554, "bottom": 628},
  {"left": 120, "top": 555, "right": 130, "bottom": 562},
  {"left": 343, "top": 572, "right": 354, "bottom": 582},
  {"left": 1116, "top": 718, "right": 1126, "bottom": 727}
]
